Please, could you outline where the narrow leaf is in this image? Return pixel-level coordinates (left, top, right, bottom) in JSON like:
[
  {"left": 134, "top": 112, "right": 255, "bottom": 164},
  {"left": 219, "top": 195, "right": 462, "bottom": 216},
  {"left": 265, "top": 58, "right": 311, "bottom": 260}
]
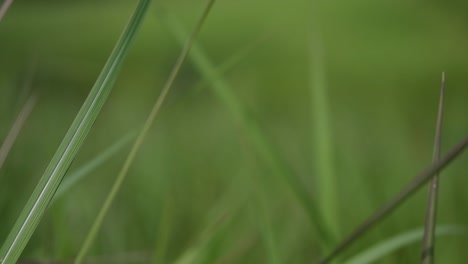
[
  {"left": 0, "top": 0, "right": 13, "bottom": 22},
  {"left": 345, "top": 225, "right": 467, "bottom": 264},
  {"left": 0, "top": 94, "right": 37, "bottom": 170},
  {"left": 308, "top": 0, "right": 339, "bottom": 245},
  {"left": 318, "top": 137, "right": 468, "bottom": 264},
  {"left": 74, "top": 1, "right": 217, "bottom": 262},
  {"left": 0, "top": 0, "right": 150, "bottom": 262},
  {"left": 421, "top": 72, "right": 446, "bottom": 263}
]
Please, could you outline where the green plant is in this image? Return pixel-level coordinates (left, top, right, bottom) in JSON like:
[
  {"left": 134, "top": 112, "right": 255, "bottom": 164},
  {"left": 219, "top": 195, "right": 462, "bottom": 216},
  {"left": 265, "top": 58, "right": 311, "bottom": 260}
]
[{"left": 0, "top": 0, "right": 150, "bottom": 262}]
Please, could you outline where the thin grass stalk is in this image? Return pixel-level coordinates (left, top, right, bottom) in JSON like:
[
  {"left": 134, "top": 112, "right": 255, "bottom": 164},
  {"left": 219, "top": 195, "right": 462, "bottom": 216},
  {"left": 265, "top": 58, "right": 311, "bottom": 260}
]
[
  {"left": 309, "top": 1, "right": 339, "bottom": 243},
  {"left": 345, "top": 225, "right": 467, "bottom": 264},
  {"left": 318, "top": 137, "right": 468, "bottom": 264},
  {"left": 158, "top": 9, "right": 333, "bottom": 245},
  {"left": 0, "top": 0, "right": 150, "bottom": 262},
  {"left": 0, "top": 0, "right": 13, "bottom": 22},
  {"left": 0, "top": 94, "right": 37, "bottom": 170},
  {"left": 74, "top": 1, "right": 217, "bottom": 262},
  {"left": 151, "top": 199, "right": 172, "bottom": 264},
  {"left": 52, "top": 132, "right": 136, "bottom": 202},
  {"left": 421, "top": 72, "right": 446, "bottom": 264}
]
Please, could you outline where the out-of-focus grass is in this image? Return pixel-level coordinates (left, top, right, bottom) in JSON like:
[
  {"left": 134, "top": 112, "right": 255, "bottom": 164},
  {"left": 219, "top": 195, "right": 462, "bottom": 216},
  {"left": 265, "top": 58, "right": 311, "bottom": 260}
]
[
  {"left": 1, "top": 0, "right": 468, "bottom": 263},
  {"left": 75, "top": 1, "right": 217, "bottom": 262}
]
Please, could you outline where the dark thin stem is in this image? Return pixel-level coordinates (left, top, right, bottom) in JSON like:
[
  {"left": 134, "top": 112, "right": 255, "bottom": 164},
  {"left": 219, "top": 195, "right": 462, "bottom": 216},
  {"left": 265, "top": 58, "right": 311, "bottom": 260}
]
[
  {"left": 0, "top": 94, "right": 37, "bottom": 170},
  {"left": 317, "top": 137, "right": 468, "bottom": 264},
  {"left": 421, "top": 72, "right": 446, "bottom": 263},
  {"left": 0, "top": 0, "right": 13, "bottom": 22}
]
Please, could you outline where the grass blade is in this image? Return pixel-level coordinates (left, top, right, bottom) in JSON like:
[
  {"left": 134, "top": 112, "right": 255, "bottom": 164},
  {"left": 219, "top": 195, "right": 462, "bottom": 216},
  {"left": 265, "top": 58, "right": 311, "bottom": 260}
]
[
  {"left": 74, "top": 1, "right": 217, "bottom": 262},
  {"left": 158, "top": 8, "right": 333, "bottom": 246},
  {"left": 309, "top": 6, "right": 339, "bottom": 243},
  {"left": 318, "top": 137, "right": 468, "bottom": 264},
  {"left": 421, "top": 72, "right": 446, "bottom": 263},
  {"left": 344, "top": 225, "right": 467, "bottom": 264},
  {"left": 0, "top": 0, "right": 150, "bottom": 262},
  {"left": 0, "top": 0, "right": 13, "bottom": 22},
  {"left": 0, "top": 94, "right": 37, "bottom": 171}
]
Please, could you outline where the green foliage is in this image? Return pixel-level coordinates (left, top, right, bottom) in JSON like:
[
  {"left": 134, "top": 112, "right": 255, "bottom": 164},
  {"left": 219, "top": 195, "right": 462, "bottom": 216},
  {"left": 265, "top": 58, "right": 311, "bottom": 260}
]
[
  {"left": 1, "top": 0, "right": 468, "bottom": 263},
  {"left": 75, "top": 0, "right": 217, "bottom": 263},
  {"left": 0, "top": 0, "right": 150, "bottom": 262}
]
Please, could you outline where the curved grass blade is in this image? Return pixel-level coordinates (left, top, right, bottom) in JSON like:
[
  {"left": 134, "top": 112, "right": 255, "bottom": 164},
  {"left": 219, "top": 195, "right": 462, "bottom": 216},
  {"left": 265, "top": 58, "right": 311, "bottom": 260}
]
[
  {"left": 74, "top": 1, "right": 217, "bottom": 262},
  {"left": 157, "top": 9, "right": 333, "bottom": 245},
  {"left": 421, "top": 72, "right": 446, "bottom": 263},
  {"left": 0, "top": 0, "right": 150, "bottom": 262},
  {"left": 318, "top": 137, "right": 468, "bottom": 264},
  {"left": 344, "top": 225, "right": 467, "bottom": 264}
]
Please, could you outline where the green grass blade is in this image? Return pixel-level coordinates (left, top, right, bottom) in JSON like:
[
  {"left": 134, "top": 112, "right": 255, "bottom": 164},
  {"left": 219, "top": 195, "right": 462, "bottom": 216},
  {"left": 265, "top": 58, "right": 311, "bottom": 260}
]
[
  {"left": 158, "top": 9, "right": 333, "bottom": 245},
  {"left": 344, "top": 225, "right": 467, "bottom": 264},
  {"left": 52, "top": 132, "right": 136, "bottom": 202},
  {"left": 74, "top": 1, "right": 217, "bottom": 262},
  {"left": 151, "top": 199, "right": 172, "bottom": 264},
  {"left": 422, "top": 72, "right": 446, "bottom": 263},
  {"left": 318, "top": 137, "right": 468, "bottom": 264},
  {"left": 309, "top": 3, "right": 339, "bottom": 243},
  {"left": 0, "top": 0, "right": 150, "bottom": 262}
]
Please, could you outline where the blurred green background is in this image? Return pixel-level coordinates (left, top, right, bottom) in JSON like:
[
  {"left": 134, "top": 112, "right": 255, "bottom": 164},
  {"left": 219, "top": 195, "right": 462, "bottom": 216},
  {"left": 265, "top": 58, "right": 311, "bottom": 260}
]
[{"left": 1, "top": 0, "right": 468, "bottom": 263}]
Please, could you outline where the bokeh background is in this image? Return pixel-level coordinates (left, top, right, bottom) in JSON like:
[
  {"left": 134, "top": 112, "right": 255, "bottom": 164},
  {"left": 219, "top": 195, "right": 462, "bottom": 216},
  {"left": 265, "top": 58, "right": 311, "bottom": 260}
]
[{"left": 1, "top": 0, "right": 468, "bottom": 263}]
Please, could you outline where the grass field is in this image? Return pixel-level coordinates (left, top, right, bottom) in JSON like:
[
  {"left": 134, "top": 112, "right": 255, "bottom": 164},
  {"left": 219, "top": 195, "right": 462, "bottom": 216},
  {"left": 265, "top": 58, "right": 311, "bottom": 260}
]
[{"left": 1, "top": 0, "right": 468, "bottom": 263}]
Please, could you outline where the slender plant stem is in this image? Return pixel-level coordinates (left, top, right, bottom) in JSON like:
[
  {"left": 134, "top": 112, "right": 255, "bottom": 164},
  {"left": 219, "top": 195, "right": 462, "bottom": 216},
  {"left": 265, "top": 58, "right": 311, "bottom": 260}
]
[
  {"left": 0, "top": 0, "right": 13, "bottom": 22},
  {"left": 0, "top": 94, "right": 37, "bottom": 170},
  {"left": 318, "top": 137, "right": 468, "bottom": 264},
  {"left": 74, "top": 1, "right": 217, "bottom": 262},
  {"left": 52, "top": 132, "right": 136, "bottom": 202},
  {"left": 309, "top": 1, "right": 339, "bottom": 245},
  {"left": 421, "top": 72, "right": 446, "bottom": 263}
]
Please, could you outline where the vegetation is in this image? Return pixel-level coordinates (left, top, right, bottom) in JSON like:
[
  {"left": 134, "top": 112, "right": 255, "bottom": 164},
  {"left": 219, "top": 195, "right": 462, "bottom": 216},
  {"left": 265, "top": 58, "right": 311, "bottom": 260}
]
[{"left": 1, "top": 0, "right": 468, "bottom": 263}]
